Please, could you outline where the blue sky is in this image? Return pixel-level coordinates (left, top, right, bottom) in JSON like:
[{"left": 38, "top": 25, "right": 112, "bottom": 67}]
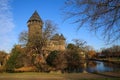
[{"left": 0, "top": 0, "right": 118, "bottom": 53}]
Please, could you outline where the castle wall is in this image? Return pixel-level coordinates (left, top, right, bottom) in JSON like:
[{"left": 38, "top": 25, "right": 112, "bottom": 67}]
[{"left": 48, "top": 40, "right": 66, "bottom": 51}]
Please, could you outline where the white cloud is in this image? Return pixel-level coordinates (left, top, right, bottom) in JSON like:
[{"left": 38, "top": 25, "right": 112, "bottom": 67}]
[{"left": 0, "top": 0, "right": 16, "bottom": 53}]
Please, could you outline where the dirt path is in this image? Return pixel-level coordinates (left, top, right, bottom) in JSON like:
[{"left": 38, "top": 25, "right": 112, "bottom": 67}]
[{"left": 0, "top": 72, "right": 120, "bottom": 80}]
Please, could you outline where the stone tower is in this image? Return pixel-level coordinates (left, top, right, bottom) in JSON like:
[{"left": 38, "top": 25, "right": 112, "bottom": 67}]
[
  {"left": 27, "top": 11, "right": 43, "bottom": 43},
  {"left": 27, "top": 11, "right": 66, "bottom": 51}
]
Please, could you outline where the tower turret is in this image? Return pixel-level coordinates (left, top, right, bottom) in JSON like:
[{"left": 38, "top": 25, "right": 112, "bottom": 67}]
[{"left": 27, "top": 11, "right": 43, "bottom": 43}]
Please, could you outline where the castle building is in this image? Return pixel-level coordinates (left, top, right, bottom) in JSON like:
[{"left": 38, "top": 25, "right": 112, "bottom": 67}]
[{"left": 27, "top": 11, "right": 66, "bottom": 51}]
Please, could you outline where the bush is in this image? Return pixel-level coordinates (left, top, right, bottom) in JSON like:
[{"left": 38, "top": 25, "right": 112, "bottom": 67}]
[
  {"left": 5, "top": 52, "right": 18, "bottom": 72},
  {"left": 5, "top": 45, "right": 22, "bottom": 72},
  {"left": 46, "top": 50, "right": 59, "bottom": 66},
  {"left": 65, "top": 49, "right": 82, "bottom": 72}
]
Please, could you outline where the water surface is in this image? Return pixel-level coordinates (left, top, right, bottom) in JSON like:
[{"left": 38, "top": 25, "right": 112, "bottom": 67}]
[{"left": 85, "top": 61, "right": 120, "bottom": 72}]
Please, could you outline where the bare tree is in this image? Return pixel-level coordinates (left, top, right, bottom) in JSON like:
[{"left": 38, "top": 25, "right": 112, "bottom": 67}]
[
  {"left": 29, "top": 20, "right": 57, "bottom": 54},
  {"left": 19, "top": 30, "right": 28, "bottom": 47},
  {"left": 43, "top": 20, "right": 57, "bottom": 40},
  {"left": 63, "top": 0, "right": 120, "bottom": 43},
  {"left": 19, "top": 20, "right": 57, "bottom": 54},
  {"left": 72, "top": 39, "right": 86, "bottom": 49},
  {"left": 19, "top": 20, "right": 57, "bottom": 70}
]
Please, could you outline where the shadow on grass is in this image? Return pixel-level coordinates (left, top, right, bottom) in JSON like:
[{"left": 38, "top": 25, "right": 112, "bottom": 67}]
[{"left": 91, "top": 72, "right": 120, "bottom": 78}]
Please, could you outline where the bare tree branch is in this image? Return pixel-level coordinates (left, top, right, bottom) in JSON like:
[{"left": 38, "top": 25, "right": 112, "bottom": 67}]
[{"left": 63, "top": 0, "right": 120, "bottom": 43}]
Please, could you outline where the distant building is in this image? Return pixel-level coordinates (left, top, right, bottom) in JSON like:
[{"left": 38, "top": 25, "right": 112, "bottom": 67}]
[{"left": 27, "top": 11, "right": 66, "bottom": 51}]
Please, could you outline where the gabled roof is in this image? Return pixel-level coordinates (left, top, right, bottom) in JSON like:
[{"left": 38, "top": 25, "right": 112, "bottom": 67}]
[
  {"left": 27, "top": 11, "right": 43, "bottom": 23},
  {"left": 51, "top": 34, "right": 66, "bottom": 40},
  {"left": 51, "top": 34, "right": 60, "bottom": 40}
]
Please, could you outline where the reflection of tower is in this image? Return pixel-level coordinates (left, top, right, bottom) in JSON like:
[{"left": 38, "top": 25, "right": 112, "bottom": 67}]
[{"left": 27, "top": 11, "right": 43, "bottom": 43}]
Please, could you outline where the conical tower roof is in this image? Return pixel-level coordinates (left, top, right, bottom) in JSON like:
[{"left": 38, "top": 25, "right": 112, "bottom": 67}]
[{"left": 27, "top": 11, "right": 43, "bottom": 23}]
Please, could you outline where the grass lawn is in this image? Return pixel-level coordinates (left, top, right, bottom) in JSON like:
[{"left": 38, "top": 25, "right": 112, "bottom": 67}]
[{"left": 0, "top": 72, "right": 120, "bottom": 80}]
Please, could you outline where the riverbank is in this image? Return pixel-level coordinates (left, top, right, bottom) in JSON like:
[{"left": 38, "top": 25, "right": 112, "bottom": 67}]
[
  {"left": 0, "top": 72, "right": 120, "bottom": 80},
  {"left": 91, "top": 58, "right": 120, "bottom": 65}
]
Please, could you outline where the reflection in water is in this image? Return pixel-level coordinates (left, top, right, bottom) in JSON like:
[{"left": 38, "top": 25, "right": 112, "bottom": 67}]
[
  {"left": 86, "top": 61, "right": 120, "bottom": 73},
  {"left": 86, "top": 61, "right": 112, "bottom": 72},
  {"left": 103, "top": 62, "right": 120, "bottom": 72},
  {"left": 66, "top": 60, "right": 120, "bottom": 73}
]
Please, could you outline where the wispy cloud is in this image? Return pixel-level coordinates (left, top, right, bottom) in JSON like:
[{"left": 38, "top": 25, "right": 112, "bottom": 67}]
[{"left": 0, "top": 0, "right": 16, "bottom": 53}]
